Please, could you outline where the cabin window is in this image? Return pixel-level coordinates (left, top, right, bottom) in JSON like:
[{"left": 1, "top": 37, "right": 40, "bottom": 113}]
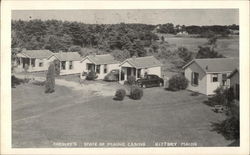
[
  {"left": 191, "top": 72, "right": 199, "bottom": 85},
  {"left": 31, "top": 59, "right": 35, "bottom": 67},
  {"left": 137, "top": 69, "right": 141, "bottom": 78},
  {"left": 104, "top": 64, "right": 108, "bottom": 73},
  {"left": 69, "top": 61, "right": 73, "bottom": 70},
  {"left": 211, "top": 74, "right": 218, "bottom": 82},
  {"left": 39, "top": 62, "right": 43, "bottom": 67},
  {"left": 61, "top": 61, "right": 66, "bottom": 70},
  {"left": 96, "top": 65, "right": 100, "bottom": 74}
]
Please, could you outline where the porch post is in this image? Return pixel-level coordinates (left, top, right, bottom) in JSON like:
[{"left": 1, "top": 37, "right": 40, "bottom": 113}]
[
  {"left": 119, "top": 67, "right": 121, "bottom": 82},
  {"left": 20, "top": 58, "right": 22, "bottom": 67},
  {"left": 29, "top": 58, "right": 31, "bottom": 71},
  {"left": 135, "top": 68, "right": 137, "bottom": 80},
  {"left": 125, "top": 68, "right": 127, "bottom": 81}
]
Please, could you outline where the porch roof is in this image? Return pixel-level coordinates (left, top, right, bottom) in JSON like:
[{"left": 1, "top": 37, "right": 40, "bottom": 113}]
[
  {"left": 19, "top": 50, "right": 53, "bottom": 59},
  {"left": 120, "top": 56, "right": 162, "bottom": 69},
  {"left": 81, "top": 54, "right": 119, "bottom": 65}
]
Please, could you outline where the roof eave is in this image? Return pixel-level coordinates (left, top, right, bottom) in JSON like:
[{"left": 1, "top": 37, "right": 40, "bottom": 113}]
[
  {"left": 206, "top": 71, "right": 234, "bottom": 74},
  {"left": 182, "top": 59, "right": 195, "bottom": 69}
]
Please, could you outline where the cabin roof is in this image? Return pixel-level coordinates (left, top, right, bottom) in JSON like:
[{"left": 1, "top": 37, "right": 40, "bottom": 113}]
[
  {"left": 183, "top": 58, "right": 239, "bottom": 73},
  {"left": 20, "top": 50, "right": 53, "bottom": 59},
  {"left": 52, "top": 52, "right": 82, "bottom": 61},
  {"left": 81, "top": 54, "right": 119, "bottom": 65},
  {"left": 120, "top": 56, "right": 162, "bottom": 69}
]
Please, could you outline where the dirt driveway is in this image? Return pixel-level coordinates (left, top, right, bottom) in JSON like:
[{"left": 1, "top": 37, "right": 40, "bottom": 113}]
[{"left": 14, "top": 73, "right": 124, "bottom": 97}]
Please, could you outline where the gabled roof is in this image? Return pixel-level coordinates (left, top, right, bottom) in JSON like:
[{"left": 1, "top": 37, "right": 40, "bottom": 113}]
[
  {"left": 120, "top": 56, "right": 162, "bottom": 69},
  {"left": 51, "top": 52, "right": 82, "bottom": 61},
  {"left": 183, "top": 58, "right": 239, "bottom": 73},
  {"left": 20, "top": 50, "right": 53, "bottom": 59},
  {"left": 81, "top": 54, "right": 119, "bottom": 65},
  {"left": 228, "top": 67, "right": 239, "bottom": 78}
]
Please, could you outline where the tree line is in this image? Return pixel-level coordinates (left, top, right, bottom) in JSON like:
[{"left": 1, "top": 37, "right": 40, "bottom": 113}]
[
  {"left": 12, "top": 19, "right": 158, "bottom": 57},
  {"left": 156, "top": 23, "right": 239, "bottom": 37}
]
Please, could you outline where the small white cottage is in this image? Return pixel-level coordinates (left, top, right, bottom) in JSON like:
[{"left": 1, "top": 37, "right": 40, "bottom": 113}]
[
  {"left": 119, "top": 56, "right": 162, "bottom": 84},
  {"left": 182, "top": 58, "right": 239, "bottom": 95},
  {"left": 80, "top": 54, "right": 120, "bottom": 79},
  {"left": 15, "top": 49, "right": 53, "bottom": 72},
  {"left": 48, "top": 52, "right": 82, "bottom": 75}
]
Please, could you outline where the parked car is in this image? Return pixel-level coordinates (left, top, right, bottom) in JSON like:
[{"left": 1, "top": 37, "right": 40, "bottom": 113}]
[
  {"left": 137, "top": 74, "right": 164, "bottom": 88},
  {"left": 104, "top": 69, "right": 124, "bottom": 82}
]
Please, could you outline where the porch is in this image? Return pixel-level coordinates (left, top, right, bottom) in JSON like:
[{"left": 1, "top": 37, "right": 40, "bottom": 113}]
[
  {"left": 15, "top": 56, "right": 36, "bottom": 72},
  {"left": 86, "top": 63, "right": 101, "bottom": 74},
  {"left": 119, "top": 67, "right": 144, "bottom": 84}
]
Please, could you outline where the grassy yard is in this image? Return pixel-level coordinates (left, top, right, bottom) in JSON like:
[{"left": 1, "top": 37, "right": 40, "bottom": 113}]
[
  {"left": 12, "top": 82, "right": 233, "bottom": 148},
  {"left": 165, "top": 36, "right": 239, "bottom": 58}
]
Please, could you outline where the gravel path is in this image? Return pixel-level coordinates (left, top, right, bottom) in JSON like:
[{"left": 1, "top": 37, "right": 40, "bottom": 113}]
[{"left": 14, "top": 74, "right": 118, "bottom": 97}]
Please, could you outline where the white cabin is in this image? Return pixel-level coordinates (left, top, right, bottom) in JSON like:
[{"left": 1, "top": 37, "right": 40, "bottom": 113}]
[
  {"left": 183, "top": 58, "right": 239, "bottom": 95},
  {"left": 15, "top": 50, "right": 53, "bottom": 72},
  {"left": 119, "top": 56, "right": 162, "bottom": 84},
  {"left": 48, "top": 52, "right": 82, "bottom": 75},
  {"left": 80, "top": 54, "right": 120, "bottom": 79}
]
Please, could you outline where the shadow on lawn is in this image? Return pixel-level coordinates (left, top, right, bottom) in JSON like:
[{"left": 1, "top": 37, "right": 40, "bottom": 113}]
[{"left": 210, "top": 118, "right": 239, "bottom": 146}]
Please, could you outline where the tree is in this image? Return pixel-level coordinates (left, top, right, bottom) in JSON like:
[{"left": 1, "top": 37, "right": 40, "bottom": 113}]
[
  {"left": 160, "top": 36, "right": 165, "bottom": 43},
  {"left": 69, "top": 45, "right": 82, "bottom": 53},
  {"left": 53, "top": 60, "right": 60, "bottom": 76},
  {"left": 196, "top": 46, "right": 224, "bottom": 59},
  {"left": 177, "top": 47, "right": 193, "bottom": 63},
  {"left": 45, "top": 62, "right": 55, "bottom": 93},
  {"left": 157, "top": 23, "right": 175, "bottom": 34},
  {"left": 210, "top": 87, "right": 239, "bottom": 142},
  {"left": 111, "top": 49, "right": 131, "bottom": 61},
  {"left": 11, "top": 48, "right": 21, "bottom": 73}
]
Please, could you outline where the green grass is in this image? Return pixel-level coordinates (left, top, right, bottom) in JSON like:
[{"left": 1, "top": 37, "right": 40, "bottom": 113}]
[{"left": 12, "top": 83, "right": 233, "bottom": 147}]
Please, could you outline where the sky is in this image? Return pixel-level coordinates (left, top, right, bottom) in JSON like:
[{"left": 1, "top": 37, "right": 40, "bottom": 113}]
[{"left": 12, "top": 9, "right": 239, "bottom": 26}]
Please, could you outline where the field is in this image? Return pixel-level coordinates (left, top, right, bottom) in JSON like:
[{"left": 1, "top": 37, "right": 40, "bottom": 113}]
[
  {"left": 12, "top": 81, "right": 234, "bottom": 147},
  {"left": 164, "top": 36, "right": 239, "bottom": 58}
]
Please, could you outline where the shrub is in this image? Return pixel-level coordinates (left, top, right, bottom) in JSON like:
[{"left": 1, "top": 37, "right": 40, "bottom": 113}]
[
  {"left": 208, "top": 87, "right": 235, "bottom": 107},
  {"left": 45, "top": 63, "right": 55, "bottom": 93},
  {"left": 11, "top": 75, "right": 24, "bottom": 88},
  {"left": 114, "top": 89, "right": 126, "bottom": 101},
  {"left": 86, "top": 70, "right": 98, "bottom": 80},
  {"left": 168, "top": 74, "right": 188, "bottom": 91},
  {"left": 190, "top": 91, "right": 199, "bottom": 96},
  {"left": 130, "top": 85, "right": 143, "bottom": 100},
  {"left": 211, "top": 115, "right": 239, "bottom": 140},
  {"left": 125, "top": 76, "right": 136, "bottom": 85}
]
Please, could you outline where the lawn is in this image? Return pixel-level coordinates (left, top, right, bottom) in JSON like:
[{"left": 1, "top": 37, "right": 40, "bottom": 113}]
[
  {"left": 165, "top": 36, "right": 239, "bottom": 58},
  {"left": 12, "top": 82, "right": 233, "bottom": 148}
]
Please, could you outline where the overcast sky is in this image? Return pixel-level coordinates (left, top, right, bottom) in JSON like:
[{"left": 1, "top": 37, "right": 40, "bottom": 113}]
[{"left": 12, "top": 9, "right": 239, "bottom": 26}]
